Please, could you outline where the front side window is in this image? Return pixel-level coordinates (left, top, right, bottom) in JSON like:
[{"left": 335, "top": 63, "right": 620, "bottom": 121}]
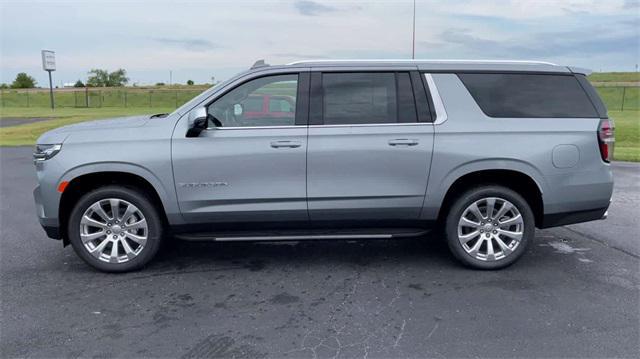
[
  {"left": 208, "top": 74, "right": 298, "bottom": 127},
  {"left": 458, "top": 73, "right": 599, "bottom": 118}
]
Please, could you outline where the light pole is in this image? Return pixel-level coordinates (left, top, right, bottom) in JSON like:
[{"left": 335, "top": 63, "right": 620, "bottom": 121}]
[{"left": 412, "top": 0, "right": 416, "bottom": 59}]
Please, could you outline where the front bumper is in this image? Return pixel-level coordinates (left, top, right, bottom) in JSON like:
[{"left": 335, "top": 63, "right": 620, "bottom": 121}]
[{"left": 34, "top": 185, "right": 60, "bottom": 239}]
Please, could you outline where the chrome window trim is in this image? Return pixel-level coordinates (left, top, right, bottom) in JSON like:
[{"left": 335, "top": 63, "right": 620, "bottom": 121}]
[
  {"left": 424, "top": 73, "right": 448, "bottom": 125},
  {"left": 206, "top": 125, "right": 301, "bottom": 130},
  {"left": 309, "top": 122, "right": 433, "bottom": 128}
]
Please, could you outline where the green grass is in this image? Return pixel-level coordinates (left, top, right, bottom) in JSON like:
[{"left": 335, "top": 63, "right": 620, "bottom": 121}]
[
  {"left": 0, "top": 88, "right": 203, "bottom": 108},
  {"left": 0, "top": 107, "right": 173, "bottom": 146},
  {"left": 609, "top": 110, "right": 640, "bottom": 162},
  {"left": 588, "top": 72, "right": 640, "bottom": 83}
]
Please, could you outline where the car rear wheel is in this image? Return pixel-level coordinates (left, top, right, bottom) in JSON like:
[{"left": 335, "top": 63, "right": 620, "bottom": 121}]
[
  {"left": 445, "top": 185, "right": 534, "bottom": 269},
  {"left": 68, "top": 185, "right": 163, "bottom": 272}
]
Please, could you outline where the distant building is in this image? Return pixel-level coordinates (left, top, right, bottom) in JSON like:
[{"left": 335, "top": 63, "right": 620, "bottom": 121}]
[{"left": 62, "top": 82, "right": 76, "bottom": 88}]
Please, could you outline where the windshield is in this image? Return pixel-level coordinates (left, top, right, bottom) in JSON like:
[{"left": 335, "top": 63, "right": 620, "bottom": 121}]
[{"left": 171, "top": 69, "right": 251, "bottom": 116}]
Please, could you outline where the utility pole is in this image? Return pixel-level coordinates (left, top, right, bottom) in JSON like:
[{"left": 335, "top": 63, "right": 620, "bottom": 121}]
[
  {"left": 169, "top": 70, "right": 172, "bottom": 86},
  {"left": 412, "top": 0, "right": 416, "bottom": 59}
]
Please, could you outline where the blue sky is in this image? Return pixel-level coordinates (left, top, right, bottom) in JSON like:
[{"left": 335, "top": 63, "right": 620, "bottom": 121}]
[{"left": 1, "top": 0, "right": 639, "bottom": 87}]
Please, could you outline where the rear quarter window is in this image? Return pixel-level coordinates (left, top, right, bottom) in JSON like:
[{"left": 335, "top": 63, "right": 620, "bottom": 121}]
[{"left": 458, "top": 73, "right": 600, "bottom": 118}]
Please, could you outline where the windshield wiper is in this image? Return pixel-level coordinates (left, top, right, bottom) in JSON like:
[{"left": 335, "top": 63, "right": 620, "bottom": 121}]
[{"left": 150, "top": 113, "right": 169, "bottom": 118}]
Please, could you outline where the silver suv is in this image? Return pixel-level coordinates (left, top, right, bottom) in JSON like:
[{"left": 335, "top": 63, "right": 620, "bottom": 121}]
[{"left": 33, "top": 60, "right": 614, "bottom": 272}]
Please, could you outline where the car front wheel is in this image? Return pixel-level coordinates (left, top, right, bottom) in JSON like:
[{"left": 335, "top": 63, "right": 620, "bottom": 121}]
[{"left": 67, "top": 185, "right": 163, "bottom": 272}]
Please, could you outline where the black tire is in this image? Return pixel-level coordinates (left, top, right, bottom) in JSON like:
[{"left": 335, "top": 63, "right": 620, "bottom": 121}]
[
  {"left": 444, "top": 185, "right": 534, "bottom": 270},
  {"left": 68, "top": 185, "right": 164, "bottom": 272}
]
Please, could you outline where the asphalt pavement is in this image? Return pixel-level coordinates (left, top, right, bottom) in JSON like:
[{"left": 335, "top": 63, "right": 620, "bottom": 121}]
[{"left": 1, "top": 146, "right": 638, "bottom": 358}]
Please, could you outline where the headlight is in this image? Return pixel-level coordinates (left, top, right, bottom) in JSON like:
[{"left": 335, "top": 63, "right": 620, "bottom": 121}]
[{"left": 33, "top": 144, "right": 62, "bottom": 162}]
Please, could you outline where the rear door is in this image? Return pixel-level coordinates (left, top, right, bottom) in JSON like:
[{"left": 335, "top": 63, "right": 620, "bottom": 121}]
[{"left": 306, "top": 70, "right": 435, "bottom": 222}]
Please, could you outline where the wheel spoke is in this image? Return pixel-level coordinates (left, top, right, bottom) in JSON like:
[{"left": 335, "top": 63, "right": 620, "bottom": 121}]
[
  {"left": 459, "top": 216, "right": 480, "bottom": 228},
  {"left": 121, "top": 238, "right": 136, "bottom": 259},
  {"left": 120, "top": 204, "right": 136, "bottom": 223},
  {"left": 90, "top": 203, "right": 111, "bottom": 223},
  {"left": 459, "top": 230, "right": 480, "bottom": 244},
  {"left": 494, "top": 201, "right": 513, "bottom": 220},
  {"left": 126, "top": 218, "right": 147, "bottom": 230},
  {"left": 499, "top": 214, "right": 523, "bottom": 228},
  {"left": 109, "top": 199, "right": 121, "bottom": 221},
  {"left": 125, "top": 232, "right": 147, "bottom": 246},
  {"left": 497, "top": 228, "right": 523, "bottom": 240},
  {"left": 89, "top": 239, "right": 110, "bottom": 258},
  {"left": 468, "top": 203, "right": 484, "bottom": 221},
  {"left": 81, "top": 215, "right": 107, "bottom": 229},
  {"left": 467, "top": 237, "right": 484, "bottom": 256},
  {"left": 80, "top": 230, "right": 106, "bottom": 243},
  {"left": 485, "top": 198, "right": 496, "bottom": 219},
  {"left": 486, "top": 237, "right": 495, "bottom": 260},
  {"left": 494, "top": 236, "right": 513, "bottom": 255},
  {"left": 109, "top": 240, "right": 119, "bottom": 262}
]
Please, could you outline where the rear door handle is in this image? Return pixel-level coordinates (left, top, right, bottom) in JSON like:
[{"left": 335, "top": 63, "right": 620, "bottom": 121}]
[
  {"left": 270, "top": 140, "right": 302, "bottom": 148},
  {"left": 388, "top": 139, "right": 419, "bottom": 146}
]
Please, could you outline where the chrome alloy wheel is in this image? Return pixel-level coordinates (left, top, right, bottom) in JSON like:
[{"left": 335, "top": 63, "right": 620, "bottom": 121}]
[
  {"left": 79, "top": 198, "right": 148, "bottom": 263},
  {"left": 457, "top": 197, "right": 524, "bottom": 261}
]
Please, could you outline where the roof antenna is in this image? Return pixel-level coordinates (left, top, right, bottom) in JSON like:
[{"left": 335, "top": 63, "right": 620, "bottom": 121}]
[{"left": 251, "top": 59, "right": 269, "bottom": 69}]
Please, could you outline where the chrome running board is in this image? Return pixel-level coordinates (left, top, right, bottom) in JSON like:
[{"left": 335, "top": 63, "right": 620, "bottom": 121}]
[{"left": 176, "top": 230, "right": 428, "bottom": 242}]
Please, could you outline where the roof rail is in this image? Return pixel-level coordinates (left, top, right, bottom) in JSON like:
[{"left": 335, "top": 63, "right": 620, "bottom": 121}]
[
  {"left": 286, "top": 59, "right": 558, "bottom": 66},
  {"left": 251, "top": 59, "right": 269, "bottom": 69}
]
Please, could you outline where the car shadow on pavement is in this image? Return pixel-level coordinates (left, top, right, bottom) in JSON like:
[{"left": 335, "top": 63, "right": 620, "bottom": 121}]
[{"left": 142, "top": 232, "right": 458, "bottom": 274}]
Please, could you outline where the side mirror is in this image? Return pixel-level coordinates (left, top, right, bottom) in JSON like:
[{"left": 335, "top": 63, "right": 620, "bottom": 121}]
[
  {"left": 233, "top": 103, "right": 243, "bottom": 117},
  {"left": 186, "top": 107, "right": 208, "bottom": 138}
]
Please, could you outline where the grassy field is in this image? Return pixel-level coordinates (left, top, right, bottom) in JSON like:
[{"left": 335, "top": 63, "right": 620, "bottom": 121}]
[
  {"left": 609, "top": 110, "right": 640, "bottom": 162},
  {"left": 0, "top": 107, "right": 174, "bottom": 146},
  {"left": 588, "top": 72, "right": 640, "bottom": 83}
]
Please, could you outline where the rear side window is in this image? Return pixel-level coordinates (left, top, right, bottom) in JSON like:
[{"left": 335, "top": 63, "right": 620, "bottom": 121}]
[
  {"left": 323, "top": 73, "right": 397, "bottom": 125},
  {"left": 458, "top": 73, "right": 599, "bottom": 118}
]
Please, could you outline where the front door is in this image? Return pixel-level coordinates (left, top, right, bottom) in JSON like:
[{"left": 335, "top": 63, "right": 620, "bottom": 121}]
[
  {"left": 306, "top": 71, "right": 434, "bottom": 222},
  {"left": 172, "top": 73, "right": 309, "bottom": 224}
]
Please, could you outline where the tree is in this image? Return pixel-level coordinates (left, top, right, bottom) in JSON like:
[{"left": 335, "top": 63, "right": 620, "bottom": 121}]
[
  {"left": 186, "top": 80, "right": 194, "bottom": 86},
  {"left": 108, "top": 69, "right": 128, "bottom": 87},
  {"left": 87, "top": 69, "right": 129, "bottom": 87},
  {"left": 11, "top": 72, "right": 37, "bottom": 88},
  {"left": 0, "top": 83, "right": 8, "bottom": 89},
  {"left": 74, "top": 80, "right": 85, "bottom": 87},
  {"left": 155, "top": 82, "right": 166, "bottom": 86}
]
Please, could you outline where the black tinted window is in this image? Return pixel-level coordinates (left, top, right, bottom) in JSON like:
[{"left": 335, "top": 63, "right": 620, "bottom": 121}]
[
  {"left": 458, "top": 73, "right": 599, "bottom": 118},
  {"left": 322, "top": 73, "right": 397, "bottom": 125}
]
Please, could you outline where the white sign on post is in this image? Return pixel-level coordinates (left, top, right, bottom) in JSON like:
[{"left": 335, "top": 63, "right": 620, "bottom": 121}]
[{"left": 41, "top": 50, "right": 56, "bottom": 71}]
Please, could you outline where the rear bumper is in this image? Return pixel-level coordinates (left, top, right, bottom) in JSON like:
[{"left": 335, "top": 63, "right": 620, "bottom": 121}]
[{"left": 540, "top": 206, "right": 608, "bottom": 228}]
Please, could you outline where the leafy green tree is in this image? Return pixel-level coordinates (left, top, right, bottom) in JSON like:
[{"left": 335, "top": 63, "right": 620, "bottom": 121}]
[
  {"left": 186, "top": 80, "right": 194, "bottom": 85},
  {"left": 87, "top": 69, "right": 129, "bottom": 87},
  {"left": 74, "top": 80, "right": 85, "bottom": 87},
  {"left": 11, "top": 73, "right": 37, "bottom": 88},
  {"left": 107, "top": 69, "right": 129, "bottom": 87},
  {"left": 0, "top": 83, "right": 9, "bottom": 89},
  {"left": 155, "top": 82, "right": 166, "bottom": 86},
  {"left": 87, "top": 69, "right": 109, "bottom": 87}
]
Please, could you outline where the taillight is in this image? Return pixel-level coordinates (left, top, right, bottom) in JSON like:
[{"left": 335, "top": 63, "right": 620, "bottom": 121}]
[{"left": 598, "top": 119, "right": 615, "bottom": 163}]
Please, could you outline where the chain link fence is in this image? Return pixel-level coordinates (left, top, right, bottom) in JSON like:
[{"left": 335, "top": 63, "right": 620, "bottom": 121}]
[
  {"left": 0, "top": 88, "right": 205, "bottom": 109},
  {"left": 0, "top": 85, "right": 638, "bottom": 111}
]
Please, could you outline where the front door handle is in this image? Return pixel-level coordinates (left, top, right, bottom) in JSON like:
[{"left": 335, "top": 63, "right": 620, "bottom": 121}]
[
  {"left": 388, "top": 139, "right": 419, "bottom": 147},
  {"left": 270, "top": 140, "right": 302, "bottom": 148}
]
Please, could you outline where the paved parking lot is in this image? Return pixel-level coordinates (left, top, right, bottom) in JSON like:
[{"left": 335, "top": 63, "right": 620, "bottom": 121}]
[{"left": 1, "top": 146, "right": 638, "bottom": 358}]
